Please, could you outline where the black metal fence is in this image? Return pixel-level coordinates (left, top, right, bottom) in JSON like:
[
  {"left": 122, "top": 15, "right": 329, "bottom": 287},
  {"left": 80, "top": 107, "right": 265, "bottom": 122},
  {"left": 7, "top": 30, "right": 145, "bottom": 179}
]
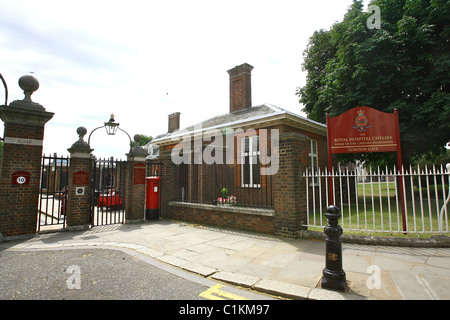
[
  {"left": 146, "top": 161, "right": 163, "bottom": 178},
  {"left": 175, "top": 163, "right": 273, "bottom": 208},
  {"left": 91, "top": 157, "right": 126, "bottom": 226},
  {"left": 39, "top": 156, "right": 165, "bottom": 229},
  {"left": 38, "top": 154, "right": 69, "bottom": 231}
]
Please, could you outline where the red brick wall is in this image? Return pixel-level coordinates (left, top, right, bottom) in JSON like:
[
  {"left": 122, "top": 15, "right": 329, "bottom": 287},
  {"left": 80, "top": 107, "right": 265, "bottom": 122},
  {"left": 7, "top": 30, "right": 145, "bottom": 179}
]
[
  {"left": 66, "top": 157, "right": 92, "bottom": 228},
  {"left": 125, "top": 161, "right": 146, "bottom": 221},
  {"left": 273, "top": 132, "right": 310, "bottom": 237},
  {"left": 156, "top": 153, "right": 178, "bottom": 218},
  {"left": 0, "top": 123, "right": 46, "bottom": 237},
  {"left": 228, "top": 64, "right": 253, "bottom": 113},
  {"left": 168, "top": 203, "right": 275, "bottom": 235}
]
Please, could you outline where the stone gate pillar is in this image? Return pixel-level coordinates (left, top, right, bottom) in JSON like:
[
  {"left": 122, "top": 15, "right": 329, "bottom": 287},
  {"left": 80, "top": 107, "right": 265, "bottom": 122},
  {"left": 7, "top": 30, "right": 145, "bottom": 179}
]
[
  {"left": 0, "top": 75, "right": 54, "bottom": 237},
  {"left": 124, "top": 135, "right": 148, "bottom": 223},
  {"left": 67, "top": 127, "right": 93, "bottom": 230},
  {"left": 273, "top": 132, "right": 309, "bottom": 237}
]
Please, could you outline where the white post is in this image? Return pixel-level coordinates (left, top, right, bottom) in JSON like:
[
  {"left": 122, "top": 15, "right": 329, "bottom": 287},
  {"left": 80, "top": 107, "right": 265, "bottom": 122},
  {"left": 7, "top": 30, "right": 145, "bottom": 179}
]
[{"left": 439, "top": 163, "right": 450, "bottom": 234}]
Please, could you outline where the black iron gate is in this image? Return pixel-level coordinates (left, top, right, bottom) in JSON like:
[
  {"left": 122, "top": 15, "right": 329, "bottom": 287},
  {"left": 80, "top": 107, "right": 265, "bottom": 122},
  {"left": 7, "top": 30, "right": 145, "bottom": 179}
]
[
  {"left": 91, "top": 157, "right": 127, "bottom": 226},
  {"left": 38, "top": 154, "right": 69, "bottom": 232}
]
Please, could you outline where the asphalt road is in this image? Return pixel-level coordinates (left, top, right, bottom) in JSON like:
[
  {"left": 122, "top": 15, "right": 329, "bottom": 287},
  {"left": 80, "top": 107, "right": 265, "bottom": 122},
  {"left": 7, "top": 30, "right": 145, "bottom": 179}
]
[{"left": 0, "top": 247, "right": 275, "bottom": 301}]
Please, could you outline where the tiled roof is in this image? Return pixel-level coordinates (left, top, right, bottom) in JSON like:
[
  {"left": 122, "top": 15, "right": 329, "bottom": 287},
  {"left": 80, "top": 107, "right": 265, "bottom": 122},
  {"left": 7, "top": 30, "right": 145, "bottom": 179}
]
[{"left": 151, "top": 103, "right": 326, "bottom": 144}]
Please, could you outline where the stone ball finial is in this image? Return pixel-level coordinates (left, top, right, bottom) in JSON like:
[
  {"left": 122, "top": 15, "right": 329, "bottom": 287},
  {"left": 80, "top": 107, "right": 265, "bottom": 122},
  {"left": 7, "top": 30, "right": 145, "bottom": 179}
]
[
  {"left": 77, "top": 126, "right": 87, "bottom": 139},
  {"left": 18, "top": 75, "right": 39, "bottom": 101},
  {"left": 130, "top": 134, "right": 148, "bottom": 157},
  {"left": 134, "top": 134, "right": 142, "bottom": 144},
  {"left": 68, "top": 126, "right": 92, "bottom": 152}
]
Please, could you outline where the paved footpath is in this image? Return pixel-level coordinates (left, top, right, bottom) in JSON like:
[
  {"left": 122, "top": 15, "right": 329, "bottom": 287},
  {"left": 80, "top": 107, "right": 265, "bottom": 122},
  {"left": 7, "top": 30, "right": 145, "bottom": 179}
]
[{"left": 1, "top": 220, "right": 449, "bottom": 300}]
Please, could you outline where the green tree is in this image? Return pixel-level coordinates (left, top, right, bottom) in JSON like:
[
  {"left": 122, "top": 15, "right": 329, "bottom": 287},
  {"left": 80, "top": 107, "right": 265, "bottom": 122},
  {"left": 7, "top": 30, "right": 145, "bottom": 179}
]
[
  {"left": 297, "top": 0, "right": 450, "bottom": 165},
  {"left": 131, "top": 134, "right": 152, "bottom": 148}
]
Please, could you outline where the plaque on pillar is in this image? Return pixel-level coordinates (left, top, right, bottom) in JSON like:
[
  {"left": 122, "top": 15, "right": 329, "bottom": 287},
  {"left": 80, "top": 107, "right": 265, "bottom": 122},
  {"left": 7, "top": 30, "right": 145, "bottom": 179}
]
[
  {"left": 74, "top": 171, "right": 89, "bottom": 185},
  {"left": 12, "top": 171, "right": 30, "bottom": 185},
  {"left": 134, "top": 163, "right": 146, "bottom": 185}
]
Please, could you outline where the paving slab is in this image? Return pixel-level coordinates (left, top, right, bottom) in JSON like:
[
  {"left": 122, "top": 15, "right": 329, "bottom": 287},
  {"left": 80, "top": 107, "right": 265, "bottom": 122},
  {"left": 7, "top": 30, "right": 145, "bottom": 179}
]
[
  {"left": 252, "top": 279, "right": 311, "bottom": 300},
  {"left": 1, "top": 220, "right": 449, "bottom": 301},
  {"left": 181, "top": 262, "right": 217, "bottom": 277},
  {"left": 211, "top": 271, "right": 260, "bottom": 288},
  {"left": 391, "top": 272, "right": 435, "bottom": 300},
  {"left": 308, "top": 287, "right": 366, "bottom": 300}
]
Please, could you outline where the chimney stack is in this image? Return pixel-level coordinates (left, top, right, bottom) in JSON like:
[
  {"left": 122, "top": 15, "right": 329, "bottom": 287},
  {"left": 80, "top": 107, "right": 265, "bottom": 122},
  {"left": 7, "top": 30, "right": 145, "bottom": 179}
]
[
  {"left": 168, "top": 112, "right": 180, "bottom": 133},
  {"left": 227, "top": 63, "right": 253, "bottom": 113}
]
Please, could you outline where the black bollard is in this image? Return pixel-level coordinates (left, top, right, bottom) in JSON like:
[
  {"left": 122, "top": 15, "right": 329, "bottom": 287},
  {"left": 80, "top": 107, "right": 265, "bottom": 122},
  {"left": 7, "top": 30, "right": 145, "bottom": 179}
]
[{"left": 321, "top": 205, "right": 347, "bottom": 292}]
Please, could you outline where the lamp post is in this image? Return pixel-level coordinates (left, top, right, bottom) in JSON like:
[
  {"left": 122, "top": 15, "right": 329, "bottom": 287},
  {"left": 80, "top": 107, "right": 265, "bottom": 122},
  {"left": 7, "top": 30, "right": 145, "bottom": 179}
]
[
  {"left": 0, "top": 73, "right": 7, "bottom": 106},
  {"left": 88, "top": 114, "right": 132, "bottom": 153}
]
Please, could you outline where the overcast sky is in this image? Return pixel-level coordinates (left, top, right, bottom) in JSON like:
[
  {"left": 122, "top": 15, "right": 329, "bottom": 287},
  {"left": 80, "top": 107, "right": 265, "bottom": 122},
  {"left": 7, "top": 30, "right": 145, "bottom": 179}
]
[{"left": 0, "top": 0, "right": 370, "bottom": 158}]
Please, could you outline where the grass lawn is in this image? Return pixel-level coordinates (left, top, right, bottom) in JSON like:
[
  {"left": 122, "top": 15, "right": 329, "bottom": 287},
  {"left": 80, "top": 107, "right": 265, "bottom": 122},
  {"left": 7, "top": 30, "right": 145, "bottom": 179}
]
[{"left": 307, "top": 181, "right": 449, "bottom": 238}]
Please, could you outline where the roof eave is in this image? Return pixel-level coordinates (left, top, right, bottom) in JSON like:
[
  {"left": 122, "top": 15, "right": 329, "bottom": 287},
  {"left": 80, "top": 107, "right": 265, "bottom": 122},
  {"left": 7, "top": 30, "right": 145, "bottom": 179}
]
[{"left": 151, "top": 111, "right": 326, "bottom": 147}]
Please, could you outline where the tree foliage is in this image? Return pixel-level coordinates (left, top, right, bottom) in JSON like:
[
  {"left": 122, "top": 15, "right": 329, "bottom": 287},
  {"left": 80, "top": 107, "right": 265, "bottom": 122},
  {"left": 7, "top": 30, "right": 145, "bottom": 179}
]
[
  {"left": 297, "top": 0, "right": 449, "bottom": 164},
  {"left": 131, "top": 134, "right": 152, "bottom": 148}
]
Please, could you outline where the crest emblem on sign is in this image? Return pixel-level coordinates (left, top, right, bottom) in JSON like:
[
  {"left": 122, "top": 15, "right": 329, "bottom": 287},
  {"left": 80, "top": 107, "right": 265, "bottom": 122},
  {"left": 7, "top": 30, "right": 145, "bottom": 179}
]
[{"left": 353, "top": 109, "right": 372, "bottom": 132}]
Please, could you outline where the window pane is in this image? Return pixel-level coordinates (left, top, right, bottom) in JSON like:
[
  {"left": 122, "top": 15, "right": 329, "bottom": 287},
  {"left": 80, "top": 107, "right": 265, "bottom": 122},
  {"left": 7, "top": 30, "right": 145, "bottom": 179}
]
[
  {"left": 252, "top": 163, "right": 260, "bottom": 185},
  {"left": 250, "top": 152, "right": 258, "bottom": 165},
  {"left": 243, "top": 158, "right": 250, "bottom": 185},
  {"left": 312, "top": 157, "right": 318, "bottom": 170},
  {"left": 242, "top": 136, "right": 261, "bottom": 187},
  {"left": 312, "top": 140, "right": 317, "bottom": 154}
]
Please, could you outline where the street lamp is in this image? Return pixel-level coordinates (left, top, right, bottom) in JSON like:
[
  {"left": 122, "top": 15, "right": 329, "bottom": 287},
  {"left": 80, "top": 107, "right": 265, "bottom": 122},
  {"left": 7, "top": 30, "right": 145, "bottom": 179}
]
[
  {"left": 88, "top": 114, "right": 132, "bottom": 153},
  {"left": 105, "top": 114, "right": 119, "bottom": 135}
]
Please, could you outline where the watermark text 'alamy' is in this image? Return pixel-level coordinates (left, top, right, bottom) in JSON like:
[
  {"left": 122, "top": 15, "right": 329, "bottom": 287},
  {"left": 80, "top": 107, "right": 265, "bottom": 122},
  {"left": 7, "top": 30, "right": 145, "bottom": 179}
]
[{"left": 170, "top": 124, "right": 279, "bottom": 176}]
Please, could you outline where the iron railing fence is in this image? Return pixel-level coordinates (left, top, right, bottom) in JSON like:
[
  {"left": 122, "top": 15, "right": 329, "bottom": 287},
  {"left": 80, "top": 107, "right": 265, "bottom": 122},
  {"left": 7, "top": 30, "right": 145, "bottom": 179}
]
[
  {"left": 175, "top": 163, "right": 274, "bottom": 208},
  {"left": 38, "top": 154, "right": 70, "bottom": 231},
  {"left": 146, "top": 162, "right": 163, "bottom": 178},
  {"left": 39, "top": 157, "right": 163, "bottom": 229},
  {"left": 303, "top": 164, "right": 450, "bottom": 235},
  {"left": 91, "top": 157, "right": 127, "bottom": 226}
]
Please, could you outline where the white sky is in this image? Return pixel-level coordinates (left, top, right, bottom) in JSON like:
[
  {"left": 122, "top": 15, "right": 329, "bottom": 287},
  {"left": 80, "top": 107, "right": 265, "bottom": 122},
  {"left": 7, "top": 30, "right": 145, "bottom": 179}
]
[{"left": 0, "top": 0, "right": 370, "bottom": 159}]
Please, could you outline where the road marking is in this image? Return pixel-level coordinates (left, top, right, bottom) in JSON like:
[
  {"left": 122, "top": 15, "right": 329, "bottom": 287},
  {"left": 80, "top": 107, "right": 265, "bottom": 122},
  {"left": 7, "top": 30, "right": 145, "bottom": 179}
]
[{"left": 199, "top": 284, "right": 250, "bottom": 300}]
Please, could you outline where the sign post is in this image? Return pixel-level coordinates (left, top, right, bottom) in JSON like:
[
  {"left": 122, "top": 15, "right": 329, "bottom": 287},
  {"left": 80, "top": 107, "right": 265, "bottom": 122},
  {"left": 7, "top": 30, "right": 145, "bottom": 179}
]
[{"left": 327, "top": 106, "right": 406, "bottom": 232}]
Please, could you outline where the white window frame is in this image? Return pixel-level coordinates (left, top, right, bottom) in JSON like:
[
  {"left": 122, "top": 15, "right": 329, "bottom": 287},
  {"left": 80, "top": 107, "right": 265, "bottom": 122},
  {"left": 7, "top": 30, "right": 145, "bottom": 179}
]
[
  {"left": 309, "top": 139, "right": 319, "bottom": 186},
  {"left": 241, "top": 136, "right": 261, "bottom": 188}
]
